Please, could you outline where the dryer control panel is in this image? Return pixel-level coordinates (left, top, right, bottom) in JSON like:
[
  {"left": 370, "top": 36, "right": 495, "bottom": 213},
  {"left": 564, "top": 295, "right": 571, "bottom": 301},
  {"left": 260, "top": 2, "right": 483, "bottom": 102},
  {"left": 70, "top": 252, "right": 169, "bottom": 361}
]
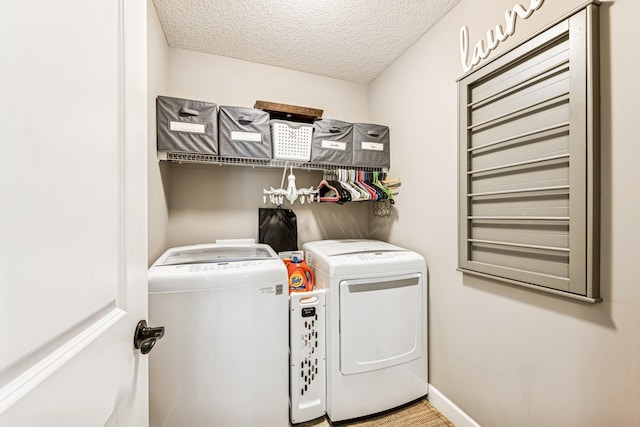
[{"left": 355, "top": 251, "right": 406, "bottom": 261}]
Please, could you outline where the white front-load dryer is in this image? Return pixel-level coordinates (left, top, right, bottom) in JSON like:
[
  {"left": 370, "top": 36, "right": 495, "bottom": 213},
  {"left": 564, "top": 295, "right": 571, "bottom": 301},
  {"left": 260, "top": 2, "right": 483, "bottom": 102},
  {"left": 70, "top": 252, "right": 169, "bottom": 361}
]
[{"left": 303, "top": 239, "right": 428, "bottom": 422}]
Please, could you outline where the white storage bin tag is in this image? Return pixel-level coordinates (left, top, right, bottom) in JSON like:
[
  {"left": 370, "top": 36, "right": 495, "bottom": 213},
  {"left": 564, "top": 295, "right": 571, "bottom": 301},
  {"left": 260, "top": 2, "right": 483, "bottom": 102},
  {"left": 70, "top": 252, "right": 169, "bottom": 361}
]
[
  {"left": 169, "top": 121, "right": 206, "bottom": 134},
  {"left": 322, "top": 140, "right": 347, "bottom": 151},
  {"left": 231, "top": 131, "right": 262, "bottom": 142},
  {"left": 361, "top": 141, "right": 384, "bottom": 151}
]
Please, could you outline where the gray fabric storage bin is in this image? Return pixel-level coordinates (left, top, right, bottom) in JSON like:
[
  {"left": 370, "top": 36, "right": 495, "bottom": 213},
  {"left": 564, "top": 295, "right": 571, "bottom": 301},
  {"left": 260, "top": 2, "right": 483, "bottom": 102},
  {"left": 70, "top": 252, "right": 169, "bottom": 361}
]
[
  {"left": 156, "top": 96, "right": 218, "bottom": 154},
  {"left": 311, "top": 119, "right": 353, "bottom": 166},
  {"left": 218, "top": 106, "right": 272, "bottom": 159},
  {"left": 352, "top": 123, "right": 390, "bottom": 168}
]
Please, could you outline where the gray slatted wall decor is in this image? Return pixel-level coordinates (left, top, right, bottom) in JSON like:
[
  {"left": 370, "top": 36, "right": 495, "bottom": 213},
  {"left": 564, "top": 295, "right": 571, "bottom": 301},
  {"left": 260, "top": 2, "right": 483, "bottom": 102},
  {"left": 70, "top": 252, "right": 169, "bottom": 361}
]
[{"left": 457, "top": 1, "right": 600, "bottom": 302}]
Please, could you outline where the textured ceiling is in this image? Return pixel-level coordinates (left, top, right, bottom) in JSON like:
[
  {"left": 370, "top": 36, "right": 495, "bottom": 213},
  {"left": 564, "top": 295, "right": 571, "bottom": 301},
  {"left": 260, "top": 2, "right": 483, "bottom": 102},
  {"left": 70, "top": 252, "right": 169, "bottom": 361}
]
[{"left": 152, "top": 0, "right": 461, "bottom": 84}]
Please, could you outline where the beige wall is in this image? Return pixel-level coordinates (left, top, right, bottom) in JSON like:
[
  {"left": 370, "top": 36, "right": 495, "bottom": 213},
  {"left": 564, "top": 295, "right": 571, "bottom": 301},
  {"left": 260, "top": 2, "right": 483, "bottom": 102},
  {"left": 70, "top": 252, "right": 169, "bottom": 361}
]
[
  {"left": 148, "top": 38, "right": 372, "bottom": 252},
  {"left": 148, "top": 0, "right": 640, "bottom": 424},
  {"left": 369, "top": 0, "right": 640, "bottom": 426},
  {"left": 147, "top": 0, "right": 170, "bottom": 265},
  {"left": 163, "top": 50, "right": 372, "bottom": 249}
]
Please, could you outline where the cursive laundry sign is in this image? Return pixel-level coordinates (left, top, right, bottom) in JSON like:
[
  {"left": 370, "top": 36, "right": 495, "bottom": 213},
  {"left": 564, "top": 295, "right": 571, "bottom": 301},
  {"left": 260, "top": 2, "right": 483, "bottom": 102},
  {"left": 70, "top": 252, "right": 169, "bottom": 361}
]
[{"left": 459, "top": 0, "right": 544, "bottom": 72}]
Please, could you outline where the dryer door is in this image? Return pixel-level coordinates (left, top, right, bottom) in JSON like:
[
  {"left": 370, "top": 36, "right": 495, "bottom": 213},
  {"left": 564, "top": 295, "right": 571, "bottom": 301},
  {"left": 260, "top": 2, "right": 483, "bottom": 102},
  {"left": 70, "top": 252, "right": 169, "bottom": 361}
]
[{"left": 339, "top": 273, "right": 424, "bottom": 375}]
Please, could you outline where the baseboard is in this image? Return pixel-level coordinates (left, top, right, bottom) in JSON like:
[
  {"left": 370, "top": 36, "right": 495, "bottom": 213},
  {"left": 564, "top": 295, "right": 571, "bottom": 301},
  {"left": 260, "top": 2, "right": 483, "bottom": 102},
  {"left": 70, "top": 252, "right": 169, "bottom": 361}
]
[{"left": 427, "top": 384, "right": 481, "bottom": 427}]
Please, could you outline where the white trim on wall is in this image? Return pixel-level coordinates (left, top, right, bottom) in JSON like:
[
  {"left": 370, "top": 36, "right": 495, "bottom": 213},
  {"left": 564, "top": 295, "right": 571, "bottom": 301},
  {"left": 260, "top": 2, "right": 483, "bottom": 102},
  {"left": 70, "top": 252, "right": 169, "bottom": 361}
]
[{"left": 428, "top": 384, "right": 482, "bottom": 427}]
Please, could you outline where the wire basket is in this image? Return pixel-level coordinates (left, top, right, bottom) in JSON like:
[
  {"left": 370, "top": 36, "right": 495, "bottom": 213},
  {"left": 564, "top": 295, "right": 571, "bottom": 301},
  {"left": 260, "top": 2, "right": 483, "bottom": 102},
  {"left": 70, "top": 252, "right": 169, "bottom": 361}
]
[{"left": 372, "top": 199, "right": 392, "bottom": 217}]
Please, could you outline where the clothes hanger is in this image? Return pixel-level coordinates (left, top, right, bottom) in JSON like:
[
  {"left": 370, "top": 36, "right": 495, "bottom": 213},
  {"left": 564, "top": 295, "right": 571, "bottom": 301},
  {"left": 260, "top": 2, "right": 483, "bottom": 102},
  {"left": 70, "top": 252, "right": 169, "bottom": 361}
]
[
  {"left": 367, "top": 171, "right": 388, "bottom": 201},
  {"left": 344, "top": 169, "right": 369, "bottom": 201},
  {"left": 338, "top": 169, "right": 364, "bottom": 201},
  {"left": 318, "top": 171, "right": 351, "bottom": 204},
  {"left": 364, "top": 170, "right": 381, "bottom": 200},
  {"left": 356, "top": 170, "right": 379, "bottom": 201},
  {"left": 375, "top": 172, "right": 397, "bottom": 203}
]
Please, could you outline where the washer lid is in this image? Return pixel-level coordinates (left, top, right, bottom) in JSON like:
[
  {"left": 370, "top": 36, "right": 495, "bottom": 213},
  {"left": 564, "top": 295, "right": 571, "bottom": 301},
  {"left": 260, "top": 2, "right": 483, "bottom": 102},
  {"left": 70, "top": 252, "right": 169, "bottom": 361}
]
[{"left": 155, "top": 244, "right": 276, "bottom": 267}]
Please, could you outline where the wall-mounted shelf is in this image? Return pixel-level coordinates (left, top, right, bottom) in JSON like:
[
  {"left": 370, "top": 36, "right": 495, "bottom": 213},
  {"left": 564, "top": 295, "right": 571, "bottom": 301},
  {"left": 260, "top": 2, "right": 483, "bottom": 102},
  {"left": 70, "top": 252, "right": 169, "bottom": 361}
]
[
  {"left": 254, "top": 100, "right": 323, "bottom": 123},
  {"left": 158, "top": 151, "right": 386, "bottom": 172}
]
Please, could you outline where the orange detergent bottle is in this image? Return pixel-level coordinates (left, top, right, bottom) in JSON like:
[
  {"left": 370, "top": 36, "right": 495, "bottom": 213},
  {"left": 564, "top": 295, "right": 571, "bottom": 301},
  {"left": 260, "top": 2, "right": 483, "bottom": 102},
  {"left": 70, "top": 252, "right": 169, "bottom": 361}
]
[{"left": 284, "top": 257, "right": 314, "bottom": 293}]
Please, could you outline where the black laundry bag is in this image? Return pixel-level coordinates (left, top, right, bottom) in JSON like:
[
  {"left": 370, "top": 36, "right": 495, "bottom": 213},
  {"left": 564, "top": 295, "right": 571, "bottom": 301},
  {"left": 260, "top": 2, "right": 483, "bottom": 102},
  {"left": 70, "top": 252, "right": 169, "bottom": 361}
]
[{"left": 258, "top": 208, "right": 298, "bottom": 253}]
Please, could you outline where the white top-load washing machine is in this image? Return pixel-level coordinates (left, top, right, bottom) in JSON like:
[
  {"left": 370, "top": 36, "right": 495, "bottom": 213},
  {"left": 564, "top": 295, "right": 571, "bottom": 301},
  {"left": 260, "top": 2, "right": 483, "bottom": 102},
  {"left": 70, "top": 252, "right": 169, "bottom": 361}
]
[
  {"left": 148, "top": 242, "right": 289, "bottom": 427},
  {"left": 303, "top": 239, "right": 428, "bottom": 422}
]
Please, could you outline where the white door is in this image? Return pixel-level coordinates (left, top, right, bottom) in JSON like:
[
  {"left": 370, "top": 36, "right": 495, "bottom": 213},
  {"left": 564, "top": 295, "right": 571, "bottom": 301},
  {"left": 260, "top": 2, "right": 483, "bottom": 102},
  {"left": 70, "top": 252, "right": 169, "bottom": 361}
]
[{"left": 0, "top": 1, "right": 150, "bottom": 426}]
